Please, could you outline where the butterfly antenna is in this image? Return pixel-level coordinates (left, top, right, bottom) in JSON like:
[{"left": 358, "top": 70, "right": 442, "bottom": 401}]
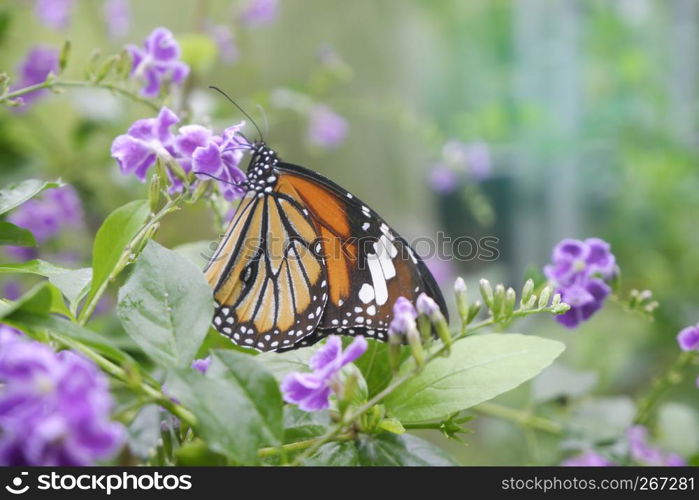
[
  {"left": 208, "top": 86, "right": 265, "bottom": 142},
  {"left": 195, "top": 170, "right": 247, "bottom": 188},
  {"left": 255, "top": 104, "right": 270, "bottom": 138}
]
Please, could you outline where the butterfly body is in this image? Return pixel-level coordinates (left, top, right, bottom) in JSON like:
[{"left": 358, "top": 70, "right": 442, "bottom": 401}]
[{"left": 204, "top": 141, "right": 447, "bottom": 352}]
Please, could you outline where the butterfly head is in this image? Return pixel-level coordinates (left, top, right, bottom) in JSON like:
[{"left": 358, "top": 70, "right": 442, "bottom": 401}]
[{"left": 245, "top": 141, "right": 280, "bottom": 195}]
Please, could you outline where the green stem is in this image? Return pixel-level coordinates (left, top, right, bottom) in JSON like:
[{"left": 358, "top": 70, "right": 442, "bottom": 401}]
[
  {"left": 257, "top": 433, "right": 354, "bottom": 459},
  {"left": 634, "top": 351, "right": 697, "bottom": 425},
  {"left": 0, "top": 79, "right": 159, "bottom": 111},
  {"left": 77, "top": 197, "right": 182, "bottom": 325},
  {"left": 473, "top": 402, "right": 563, "bottom": 435}
]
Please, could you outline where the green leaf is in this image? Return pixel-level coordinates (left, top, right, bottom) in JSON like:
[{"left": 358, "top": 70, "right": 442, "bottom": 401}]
[
  {"left": 0, "top": 221, "right": 36, "bottom": 247},
  {"left": 532, "top": 363, "right": 597, "bottom": 403},
  {"left": 0, "top": 282, "right": 55, "bottom": 317},
  {"left": 117, "top": 240, "right": 213, "bottom": 368},
  {"left": 569, "top": 396, "right": 635, "bottom": 442},
  {"left": 126, "top": 405, "right": 161, "bottom": 459},
  {"left": 307, "top": 433, "right": 458, "bottom": 466},
  {"left": 383, "top": 334, "right": 564, "bottom": 423},
  {"left": 166, "top": 351, "right": 283, "bottom": 464},
  {"left": 0, "top": 178, "right": 63, "bottom": 215},
  {"left": 256, "top": 346, "right": 316, "bottom": 381},
  {"left": 175, "top": 440, "right": 227, "bottom": 466},
  {"left": 48, "top": 268, "right": 92, "bottom": 317},
  {"left": 83, "top": 200, "right": 150, "bottom": 320},
  {"left": 0, "top": 260, "right": 92, "bottom": 316},
  {"left": 283, "top": 407, "right": 330, "bottom": 444},
  {"left": 173, "top": 241, "right": 211, "bottom": 270},
  {"left": 354, "top": 339, "right": 408, "bottom": 398},
  {"left": 356, "top": 433, "right": 458, "bottom": 465},
  {"left": 378, "top": 418, "right": 405, "bottom": 434},
  {"left": 4, "top": 310, "right": 137, "bottom": 367}
]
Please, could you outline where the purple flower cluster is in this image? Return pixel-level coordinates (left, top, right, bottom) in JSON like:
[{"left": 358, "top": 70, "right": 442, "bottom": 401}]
[
  {"left": 0, "top": 334, "right": 124, "bottom": 466},
  {"left": 281, "top": 336, "right": 367, "bottom": 412},
  {"left": 104, "top": 0, "right": 131, "bottom": 39},
  {"left": 388, "top": 296, "right": 418, "bottom": 335},
  {"left": 239, "top": 0, "right": 279, "bottom": 27},
  {"left": 111, "top": 107, "right": 248, "bottom": 199},
  {"left": 208, "top": 24, "right": 239, "bottom": 65},
  {"left": 428, "top": 140, "right": 492, "bottom": 193},
  {"left": 10, "top": 46, "right": 59, "bottom": 111},
  {"left": 126, "top": 28, "right": 189, "bottom": 98},
  {"left": 307, "top": 104, "right": 348, "bottom": 150},
  {"left": 627, "top": 425, "right": 685, "bottom": 466},
  {"left": 544, "top": 238, "right": 617, "bottom": 328},
  {"left": 677, "top": 324, "right": 699, "bottom": 352},
  {"left": 34, "top": 0, "right": 74, "bottom": 30},
  {"left": 6, "top": 185, "right": 84, "bottom": 261}
]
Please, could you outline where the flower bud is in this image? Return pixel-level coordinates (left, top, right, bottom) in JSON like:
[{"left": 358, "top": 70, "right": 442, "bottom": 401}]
[
  {"left": 388, "top": 329, "right": 402, "bottom": 374},
  {"left": 504, "top": 287, "right": 516, "bottom": 318},
  {"left": 378, "top": 418, "right": 405, "bottom": 435},
  {"left": 454, "top": 277, "right": 469, "bottom": 321},
  {"left": 521, "top": 279, "right": 534, "bottom": 306},
  {"left": 538, "top": 285, "right": 552, "bottom": 308},
  {"left": 0, "top": 73, "right": 9, "bottom": 95},
  {"left": 148, "top": 174, "right": 161, "bottom": 212},
  {"left": 493, "top": 284, "right": 505, "bottom": 318},
  {"left": 95, "top": 54, "right": 119, "bottom": 84},
  {"left": 84, "top": 49, "right": 101, "bottom": 79},
  {"left": 406, "top": 326, "right": 425, "bottom": 369},
  {"left": 479, "top": 279, "right": 494, "bottom": 310},
  {"left": 467, "top": 300, "right": 481, "bottom": 324},
  {"left": 59, "top": 40, "right": 71, "bottom": 74}
]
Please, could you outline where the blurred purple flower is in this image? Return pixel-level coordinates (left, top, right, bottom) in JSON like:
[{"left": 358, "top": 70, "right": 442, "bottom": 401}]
[
  {"left": 5, "top": 185, "right": 84, "bottom": 261},
  {"left": 191, "top": 122, "right": 248, "bottom": 200},
  {"left": 2, "top": 282, "right": 22, "bottom": 301},
  {"left": 442, "top": 140, "right": 492, "bottom": 181},
  {"left": 416, "top": 293, "right": 440, "bottom": 317},
  {"left": 561, "top": 451, "right": 614, "bottom": 466},
  {"left": 0, "top": 324, "right": 23, "bottom": 343},
  {"left": 34, "top": 0, "right": 74, "bottom": 30},
  {"left": 104, "top": 0, "right": 131, "bottom": 39},
  {"left": 677, "top": 324, "right": 699, "bottom": 352},
  {"left": 428, "top": 164, "right": 458, "bottom": 194},
  {"left": 10, "top": 46, "right": 59, "bottom": 111},
  {"left": 544, "top": 238, "right": 617, "bottom": 329},
  {"left": 0, "top": 336, "right": 124, "bottom": 466},
  {"left": 110, "top": 107, "right": 179, "bottom": 181},
  {"left": 307, "top": 105, "right": 348, "bottom": 150},
  {"left": 281, "top": 335, "right": 367, "bottom": 412},
  {"left": 209, "top": 25, "right": 239, "bottom": 65},
  {"left": 239, "top": 0, "right": 278, "bottom": 27},
  {"left": 191, "top": 357, "right": 211, "bottom": 374},
  {"left": 425, "top": 256, "right": 454, "bottom": 288},
  {"left": 126, "top": 27, "right": 189, "bottom": 98},
  {"left": 627, "top": 425, "right": 686, "bottom": 466},
  {"left": 388, "top": 296, "right": 418, "bottom": 335}
]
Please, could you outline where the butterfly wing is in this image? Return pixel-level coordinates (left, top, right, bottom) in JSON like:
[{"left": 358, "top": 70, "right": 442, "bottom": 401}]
[
  {"left": 273, "top": 162, "right": 448, "bottom": 349},
  {"left": 204, "top": 191, "right": 328, "bottom": 351}
]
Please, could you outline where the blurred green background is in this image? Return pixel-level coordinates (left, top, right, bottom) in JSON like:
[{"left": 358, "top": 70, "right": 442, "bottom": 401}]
[{"left": 1, "top": 0, "right": 698, "bottom": 465}]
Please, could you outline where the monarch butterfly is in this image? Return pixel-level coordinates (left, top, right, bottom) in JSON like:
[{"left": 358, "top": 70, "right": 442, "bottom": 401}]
[{"left": 203, "top": 106, "right": 447, "bottom": 352}]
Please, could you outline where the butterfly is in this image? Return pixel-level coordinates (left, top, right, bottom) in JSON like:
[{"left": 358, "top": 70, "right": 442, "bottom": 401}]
[{"left": 203, "top": 134, "right": 447, "bottom": 352}]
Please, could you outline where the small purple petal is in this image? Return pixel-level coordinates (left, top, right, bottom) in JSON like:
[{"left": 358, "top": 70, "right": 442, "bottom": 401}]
[
  {"left": 191, "top": 357, "right": 211, "bottom": 374},
  {"left": 34, "top": 0, "right": 74, "bottom": 30},
  {"left": 562, "top": 451, "right": 614, "bottom": 466},
  {"left": 307, "top": 105, "right": 348, "bottom": 149},
  {"left": 677, "top": 324, "right": 699, "bottom": 352},
  {"left": 192, "top": 142, "right": 224, "bottom": 176},
  {"left": 340, "top": 336, "right": 367, "bottom": 365},
  {"left": 428, "top": 165, "right": 458, "bottom": 194},
  {"left": 239, "top": 0, "right": 279, "bottom": 27},
  {"left": 104, "top": 0, "right": 131, "bottom": 39}
]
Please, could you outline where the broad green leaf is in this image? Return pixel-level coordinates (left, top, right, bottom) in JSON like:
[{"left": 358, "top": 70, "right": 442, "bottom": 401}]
[
  {"left": 283, "top": 407, "right": 331, "bottom": 444},
  {"left": 0, "top": 178, "right": 63, "bottom": 215},
  {"left": 356, "top": 433, "right": 458, "bottom": 466},
  {"left": 173, "top": 241, "right": 211, "bottom": 270},
  {"left": 354, "top": 339, "right": 408, "bottom": 398},
  {"left": 48, "top": 268, "right": 92, "bottom": 316},
  {"left": 126, "top": 405, "right": 161, "bottom": 459},
  {"left": 84, "top": 200, "right": 150, "bottom": 320},
  {"left": 532, "top": 363, "right": 597, "bottom": 403},
  {"left": 256, "top": 346, "right": 316, "bottom": 381},
  {"left": 307, "top": 433, "right": 458, "bottom": 466},
  {"left": 117, "top": 241, "right": 213, "bottom": 368},
  {"left": 0, "top": 221, "right": 36, "bottom": 247},
  {"left": 384, "top": 334, "right": 564, "bottom": 423},
  {"left": 0, "top": 259, "right": 71, "bottom": 276},
  {"left": 166, "top": 351, "right": 283, "bottom": 464},
  {"left": 0, "top": 260, "right": 92, "bottom": 316},
  {"left": 4, "top": 310, "right": 137, "bottom": 367},
  {"left": 569, "top": 396, "right": 635, "bottom": 442},
  {"left": 0, "top": 282, "right": 55, "bottom": 317}
]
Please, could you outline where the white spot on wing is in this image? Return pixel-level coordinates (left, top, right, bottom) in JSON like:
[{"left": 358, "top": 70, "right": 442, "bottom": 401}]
[
  {"left": 358, "top": 283, "right": 374, "bottom": 304},
  {"left": 367, "top": 252, "right": 389, "bottom": 306}
]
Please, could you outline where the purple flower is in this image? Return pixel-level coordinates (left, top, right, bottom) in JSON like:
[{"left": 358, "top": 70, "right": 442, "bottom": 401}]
[
  {"left": 677, "top": 324, "right": 699, "bottom": 352},
  {"left": 442, "top": 140, "right": 492, "bottom": 181},
  {"left": 627, "top": 425, "right": 686, "bottom": 466},
  {"left": 191, "top": 357, "right": 211, "bottom": 374},
  {"left": 388, "top": 296, "right": 418, "bottom": 335},
  {"left": 126, "top": 27, "right": 189, "bottom": 98},
  {"left": 239, "top": 0, "right": 279, "bottom": 27},
  {"left": 5, "top": 185, "right": 84, "bottom": 261},
  {"left": 3, "top": 282, "right": 22, "bottom": 301},
  {"left": 209, "top": 24, "right": 239, "bottom": 65},
  {"left": 307, "top": 105, "right": 348, "bottom": 150},
  {"left": 562, "top": 451, "right": 614, "bottom": 466},
  {"left": 34, "top": 0, "right": 74, "bottom": 30},
  {"left": 280, "top": 336, "right": 367, "bottom": 412},
  {"left": 0, "top": 337, "right": 124, "bottom": 466},
  {"left": 111, "top": 107, "right": 179, "bottom": 181},
  {"left": 425, "top": 256, "right": 454, "bottom": 287},
  {"left": 10, "top": 46, "right": 60, "bottom": 111},
  {"left": 544, "top": 238, "right": 617, "bottom": 328},
  {"left": 0, "top": 324, "right": 23, "bottom": 344},
  {"left": 428, "top": 164, "right": 458, "bottom": 194},
  {"left": 416, "top": 293, "right": 440, "bottom": 317},
  {"left": 104, "top": 0, "right": 131, "bottom": 39},
  {"left": 191, "top": 122, "right": 248, "bottom": 200}
]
